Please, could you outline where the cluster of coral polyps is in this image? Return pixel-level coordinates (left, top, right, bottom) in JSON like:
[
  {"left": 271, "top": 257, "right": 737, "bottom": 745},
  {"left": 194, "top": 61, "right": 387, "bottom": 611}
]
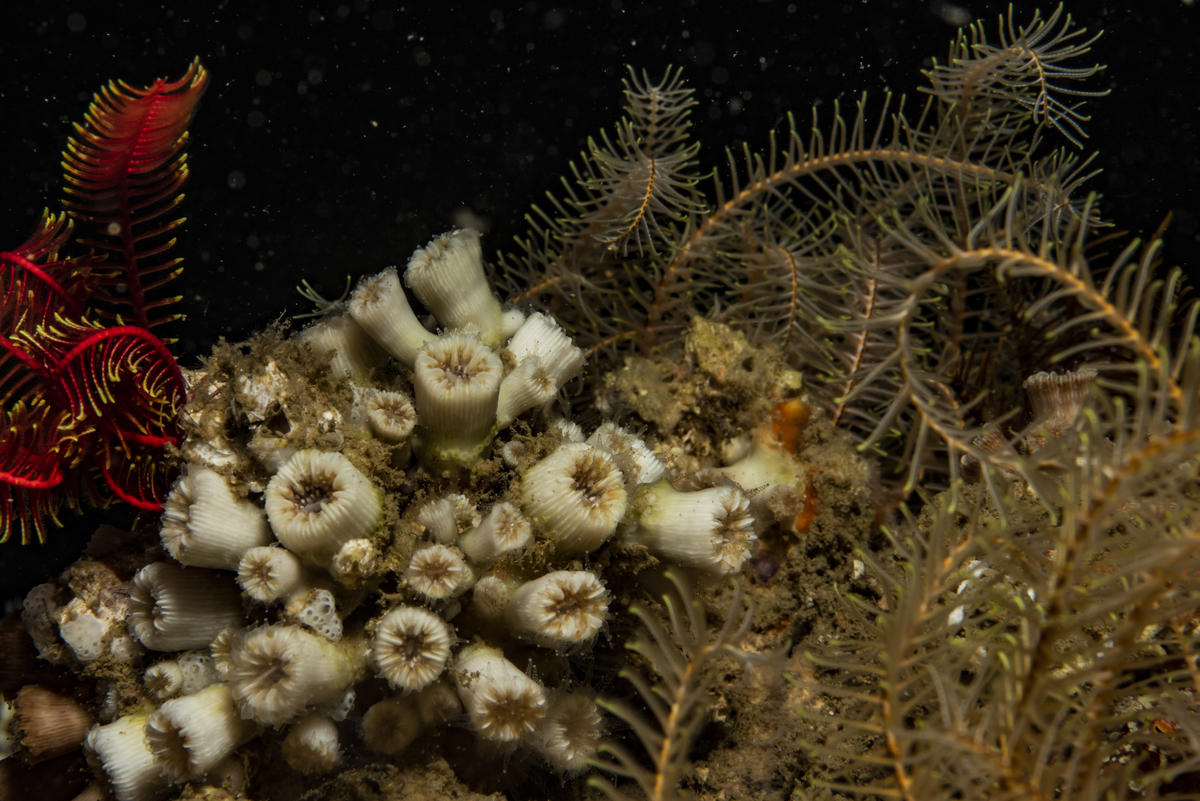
[{"left": 2, "top": 229, "right": 809, "bottom": 800}]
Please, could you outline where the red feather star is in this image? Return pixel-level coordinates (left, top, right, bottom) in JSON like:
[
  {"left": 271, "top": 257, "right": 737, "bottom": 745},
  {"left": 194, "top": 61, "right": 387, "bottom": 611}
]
[{"left": 0, "top": 58, "right": 207, "bottom": 544}]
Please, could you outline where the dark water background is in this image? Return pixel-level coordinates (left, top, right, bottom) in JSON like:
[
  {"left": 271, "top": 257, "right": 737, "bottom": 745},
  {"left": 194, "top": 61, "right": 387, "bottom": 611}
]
[{"left": 1, "top": 0, "right": 1197, "bottom": 599}]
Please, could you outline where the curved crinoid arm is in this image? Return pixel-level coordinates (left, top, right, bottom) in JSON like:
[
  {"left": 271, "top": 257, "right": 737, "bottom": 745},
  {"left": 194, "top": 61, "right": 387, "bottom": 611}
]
[
  {"left": 590, "top": 572, "right": 763, "bottom": 801},
  {"left": 0, "top": 215, "right": 98, "bottom": 544},
  {"left": 0, "top": 400, "right": 77, "bottom": 544},
  {"left": 61, "top": 57, "right": 208, "bottom": 333},
  {"left": 848, "top": 174, "right": 1200, "bottom": 509},
  {"left": 799, "top": 348, "right": 1200, "bottom": 799},
  {"left": 578, "top": 66, "right": 708, "bottom": 256},
  {"left": 44, "top": 323, "right": 185, "bottom": 450},
  {"left": 923, "top": 4, "right": 1107, "bottom": 149},
  {"left": 1, "top": 210, "right": 100, "bottom": 411},
  {"left": 1, "top": 210, "right": 92, "bottom": 334},
  {"left": 96, "top": 441, "right": 179, "bottom": 511},
  {"left": 12, "top": 319, "right": 186, "bottom": 512},
  {"left": 498, "top": 66, "right": 707, "bottom": 364}
]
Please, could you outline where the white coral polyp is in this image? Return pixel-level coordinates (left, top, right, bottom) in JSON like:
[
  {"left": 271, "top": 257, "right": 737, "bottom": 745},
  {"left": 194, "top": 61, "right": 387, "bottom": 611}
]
[
  {"left": 226, "top": 624, "right": 361, "bottom": 727},
  {"left": 505, "top": 312, "right": 584, "bottom": 388},
  {"left": 299, "top": 313, "right": 385, "bottom": 380},
  {"left": 505, "top": 571, "right": 609, "bottom": 647},
  {"left": 531, "top": 692, "right": 603, "bottom": 773},
  {"left": 413, "top": 332, "right": 503, "bottom": 465},
  {"left": 458, "top": 501, "right": 532, "bottom": 564},
  {"left": 84, "top": 711, "right": 166, "bottom": 801},
  {"left": 264, "top": 449, "right": 382, "bottom": 566},
  {"left": 455, "top": 644, "right": 547, "bottom": 742},
  {"left": 626, "top": 481, "right": 757, "bottom": 574},
  {"left": 159, "top": 464, "right": 273, "bottom": 570},
  {"left": 362, "top": 697, "right": 421, "bottom": 755},
  {"left": 237, "top": 545, "right": 308, "bottom": 603},
  {"left": 348, "top": 267, "right": 434, "bottom": 366},
  {"left": 371, "top": 606, "right": 454, "bottom": 691},
  {"left": 495, "top": 356, "right": 559, "bottom": 426},
  {"left": 520, "top": 442, "right": 628, "bottom": 554},
  {"left": 405, "top": 228, "right": 505, "bottom": 344},
  {"left": 405, "top": 544, "right": 474, "bottom": 600},
  {"left": 363, "top": 388, "right": 417, "bottom": 443},
  {"left": 145, "top": 683, "right": 256, "bottom": 781},
  {"left": 282, "top": 713, "right": 342, "bottom": 775},
  {"left": 127, "top": 562, "right": 244, "bottom": 652}
]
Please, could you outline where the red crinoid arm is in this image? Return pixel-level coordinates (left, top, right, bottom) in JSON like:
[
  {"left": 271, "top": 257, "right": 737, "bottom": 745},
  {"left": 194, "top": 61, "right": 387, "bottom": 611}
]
[
  {"left": 0, "top": 400, "right": 75, "bottom": 544},
  {"left": 1, "top": 211, "right": 97, "bottom": 411},
  {"left": 61, "top": 58, "right": 208, "bottom": 334},
  {"left": 0, "top": 336, "right": 50, "bottom": 412},
  {"left": 0, "top": 210, "right": 92, "bottom": 336},
  {"left": 98, "top": 440, "right": 178, "bottom": 511},
  {"left": 46, "top": 323, "right": 185, "bottom": 451},
  {"left": 23, "top": 320, "right": 186, "bottom": 512}
]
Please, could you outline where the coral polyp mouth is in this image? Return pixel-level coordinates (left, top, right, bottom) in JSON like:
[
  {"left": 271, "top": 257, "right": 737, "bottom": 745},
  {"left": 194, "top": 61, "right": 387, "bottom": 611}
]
[
  {"left": 250, "top": 659, "right": 291, "bottom": 692},
  {"left": 437, "top": 347, "right": 488, "bottom": 384},
  {"left": 288, "top": 479, "right": 335, "bottom": 516},
  {"left": 571, "top": 454, "right": 622, "bottom": 509}
]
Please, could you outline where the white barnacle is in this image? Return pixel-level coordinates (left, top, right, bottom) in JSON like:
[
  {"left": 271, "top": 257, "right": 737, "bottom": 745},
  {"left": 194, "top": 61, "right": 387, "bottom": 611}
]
[
  {"left": 412, "top": 332, "right": 503, "bottom": 465},
  {"left": 264, "top": 449, "right": 382, "bottom": 566},
  {"left": 370, "top": 606, "right": 453, "bottom": 691},
  {"left": 404, "top": 228, "right": 505, "bottom": 344},
  {"left": 127, "top": 562, "right": 244, "bottom": 652},
  {"left": 454, "top": 644, "right": 547, "bottom": 742},
  {"left": 347, "top": 266, "right": 434, "bottom": 366},
  {"left": 520, "top": 442, "right": 628, "bottom": 554},
  {"left": 145, "top": 683, "right": 257, "bottom": 781},
  {"left": 625, "top": 480, "right": 757, "bottom": 574},
  {"left": 405, "top": 544, "right": 474, "bottom": 600},
  {"left": 504, "top": 570, "right": 609, "bottom": 648},
  {"left": 159, "top": 464, "right": 273, "bottom": 570},
  {"left": 225, "top": 624, "right": 363, "bottom": 727}
]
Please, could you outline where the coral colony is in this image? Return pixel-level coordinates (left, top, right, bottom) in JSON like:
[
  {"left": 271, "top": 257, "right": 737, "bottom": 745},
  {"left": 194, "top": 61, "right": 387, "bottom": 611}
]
[
  {"left": 0, "top": 57, "right": 780, "bottom": 801},
  {"left": 4, "top": 6, "right": 1200, "bottom": 801}
]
